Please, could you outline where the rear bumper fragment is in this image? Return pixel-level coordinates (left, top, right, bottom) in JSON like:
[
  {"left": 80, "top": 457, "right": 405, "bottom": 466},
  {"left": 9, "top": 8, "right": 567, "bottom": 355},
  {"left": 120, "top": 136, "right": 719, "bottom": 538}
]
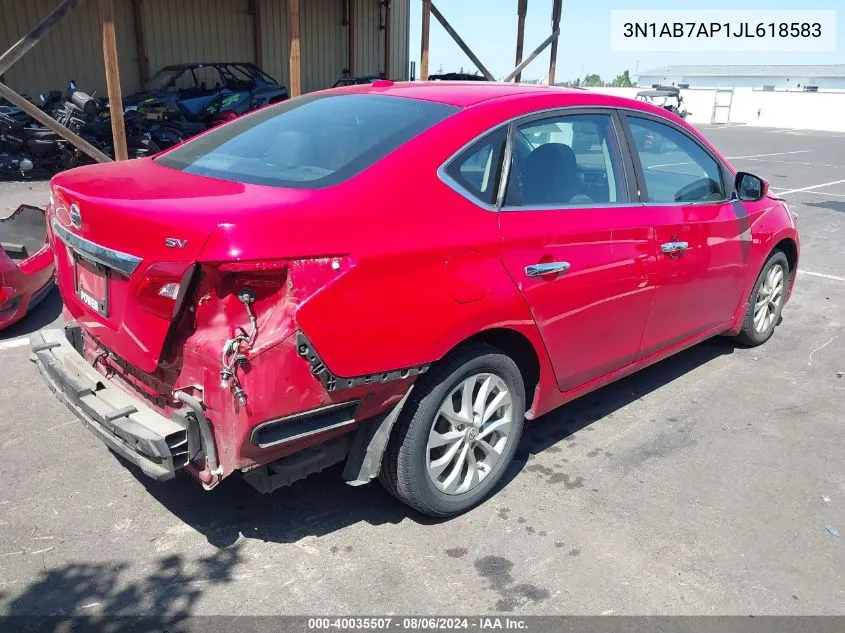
[{"left": 30, "top": 328, "right": 191, "bottom": 481}]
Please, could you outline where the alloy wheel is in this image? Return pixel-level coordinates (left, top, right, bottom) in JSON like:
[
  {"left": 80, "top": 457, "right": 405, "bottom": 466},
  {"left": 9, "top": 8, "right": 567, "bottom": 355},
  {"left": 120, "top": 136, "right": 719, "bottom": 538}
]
[
  {"left": 426, "top": 373, "right": 513, "bottom": 495},
  {"left": 753, "top": 263, "right": 785, "bottom": 334}
]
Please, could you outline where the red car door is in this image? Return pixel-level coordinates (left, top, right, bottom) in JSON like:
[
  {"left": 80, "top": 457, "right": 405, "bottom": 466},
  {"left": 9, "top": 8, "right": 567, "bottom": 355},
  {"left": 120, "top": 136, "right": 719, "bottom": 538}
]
[
  {"left": 623, "top": 114, "right": 748, "bottom": 358},
  {"left": 497, "top": 110, "right": 657, "bottom": 392}
]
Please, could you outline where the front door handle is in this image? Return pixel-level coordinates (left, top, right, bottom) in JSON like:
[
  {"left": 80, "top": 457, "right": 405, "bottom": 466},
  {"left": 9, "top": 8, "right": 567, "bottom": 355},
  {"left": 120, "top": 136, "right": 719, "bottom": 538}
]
[
  {"left": 525, "top": 261, "right": 570, "bottom": 277},
  {"left": 661, "top": 241, "right": 689, "bottom": 255}
]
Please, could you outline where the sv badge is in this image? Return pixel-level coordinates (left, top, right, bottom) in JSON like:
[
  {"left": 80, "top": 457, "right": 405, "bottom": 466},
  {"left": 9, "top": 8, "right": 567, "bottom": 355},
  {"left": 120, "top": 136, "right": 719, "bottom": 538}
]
[{"left": 165, "top": 238, "right": 188, "bottom": 249}]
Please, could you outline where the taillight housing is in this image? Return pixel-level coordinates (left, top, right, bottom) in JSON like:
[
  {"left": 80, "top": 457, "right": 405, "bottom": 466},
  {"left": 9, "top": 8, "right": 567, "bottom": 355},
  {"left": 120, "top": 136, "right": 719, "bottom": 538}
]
[{"left": 134, "top": 262, "right": 193, "bottom": 319}]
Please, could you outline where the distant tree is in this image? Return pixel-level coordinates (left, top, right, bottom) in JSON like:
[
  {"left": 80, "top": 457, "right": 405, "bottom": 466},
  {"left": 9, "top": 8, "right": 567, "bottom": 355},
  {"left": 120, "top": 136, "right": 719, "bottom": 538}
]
[
  {"left": 436, "top": 64, "right": 444, "bottom": 74},
  {"left": 583, "top": 73, "right": 603, "bottom": 87},
  {"left": 611, "top": 70, "right": 634, "bottom": 87}
]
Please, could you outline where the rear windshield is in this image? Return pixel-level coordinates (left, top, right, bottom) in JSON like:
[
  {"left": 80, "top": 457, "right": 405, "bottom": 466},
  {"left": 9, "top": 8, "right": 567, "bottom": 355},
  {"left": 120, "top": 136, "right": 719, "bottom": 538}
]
[{"left": 155, "top": 94, "right": 458, "bottom": 188}]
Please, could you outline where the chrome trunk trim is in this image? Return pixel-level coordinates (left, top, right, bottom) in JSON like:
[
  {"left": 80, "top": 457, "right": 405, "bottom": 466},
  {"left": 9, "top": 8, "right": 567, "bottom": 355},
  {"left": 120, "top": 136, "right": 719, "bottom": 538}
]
[{"left": 51, "top": 218, "right": 143, "bottom": 276}]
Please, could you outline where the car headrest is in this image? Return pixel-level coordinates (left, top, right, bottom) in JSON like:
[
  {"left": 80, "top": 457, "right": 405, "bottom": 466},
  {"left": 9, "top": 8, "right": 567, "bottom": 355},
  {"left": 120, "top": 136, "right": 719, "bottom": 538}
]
[{"left": 520, "top": 143, "right": 578, "bottom": 205}]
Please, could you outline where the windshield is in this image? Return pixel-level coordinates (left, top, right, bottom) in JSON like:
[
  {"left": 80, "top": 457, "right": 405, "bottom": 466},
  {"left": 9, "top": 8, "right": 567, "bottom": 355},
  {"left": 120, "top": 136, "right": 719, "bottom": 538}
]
[
  {"left": 155, "top": 94, "right": 458, "bottom": 189},
  {"left": 144, "top": 68, "right": 186, "bottom": 92}
]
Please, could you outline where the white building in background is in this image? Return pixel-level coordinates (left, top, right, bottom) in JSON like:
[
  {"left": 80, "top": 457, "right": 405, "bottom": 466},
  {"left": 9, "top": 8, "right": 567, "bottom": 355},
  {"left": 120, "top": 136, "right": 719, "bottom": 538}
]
[{"left": 636, "top": 64, "right": 845, "bottom": 92}]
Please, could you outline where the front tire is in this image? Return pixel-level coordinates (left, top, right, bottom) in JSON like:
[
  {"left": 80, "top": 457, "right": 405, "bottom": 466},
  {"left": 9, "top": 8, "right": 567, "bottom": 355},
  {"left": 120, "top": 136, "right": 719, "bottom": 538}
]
[
  {"left": 734, "top": 250, "right": 789, "bottom": 347},
  {"left": 380, "top": 344, "right": 525, "bottom": 517}
]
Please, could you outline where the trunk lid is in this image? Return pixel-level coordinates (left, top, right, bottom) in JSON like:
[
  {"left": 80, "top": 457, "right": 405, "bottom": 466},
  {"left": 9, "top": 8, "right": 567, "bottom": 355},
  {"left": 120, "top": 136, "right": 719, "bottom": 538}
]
[{"left": 50, "top": 158, "right": 306, "bottom": 373}]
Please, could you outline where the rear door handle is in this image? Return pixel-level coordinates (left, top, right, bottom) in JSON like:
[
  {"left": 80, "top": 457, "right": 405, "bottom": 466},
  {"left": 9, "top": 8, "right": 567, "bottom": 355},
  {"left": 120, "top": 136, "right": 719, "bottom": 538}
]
[
  {"left": 661, "top": 241, "right": 689, "bottom": 255},
  {"left": 525, "top": 261, "right": 570, "bottom": 277}
]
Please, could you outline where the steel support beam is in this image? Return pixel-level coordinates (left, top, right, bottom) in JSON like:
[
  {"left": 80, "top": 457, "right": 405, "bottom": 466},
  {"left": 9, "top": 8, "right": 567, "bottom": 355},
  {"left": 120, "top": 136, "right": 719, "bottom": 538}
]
[
  {"left": 420, "top": 0, "right": 431, "bottom": 80},
  {"left": 514, "top": 0, "right": 527, "bottom": 82},
  {"left": 548, "top": 0, "right": 562, "bottom": 85},
  {"left": 288, "top": 0, "right": 301, "bottom": 97},
  {"left": 503, "top": 28, "right": 560, "bottom": 83},
  {"left": 99, "top": 0, "right": 128, "bottom": 161},
  {"left": 429, "top": 3, "right": 495, "bottom": 81}
]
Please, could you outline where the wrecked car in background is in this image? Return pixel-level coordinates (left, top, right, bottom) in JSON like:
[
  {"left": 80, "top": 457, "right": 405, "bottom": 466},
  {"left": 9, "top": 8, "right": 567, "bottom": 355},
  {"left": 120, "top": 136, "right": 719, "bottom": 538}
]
[
  {"left": 1, "top": 205, "right": 54, "bottom": 330},
  {"left": 123, "top": 62, "right": 289, "bottom": 122}
]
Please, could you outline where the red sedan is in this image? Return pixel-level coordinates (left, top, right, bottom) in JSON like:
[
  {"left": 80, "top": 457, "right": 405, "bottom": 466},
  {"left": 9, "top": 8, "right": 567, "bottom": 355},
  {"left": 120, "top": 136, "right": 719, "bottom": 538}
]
[{"left": 32, "top": 82, "right": 799, "bottom": 516}]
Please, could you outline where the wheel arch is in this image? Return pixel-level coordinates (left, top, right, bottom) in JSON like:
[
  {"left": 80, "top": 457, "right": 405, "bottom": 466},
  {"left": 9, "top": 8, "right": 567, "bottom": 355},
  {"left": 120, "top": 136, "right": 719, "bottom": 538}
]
[
  {"left": 729, "top": 229, "right": 800, "bottom": 334},
  {"left": 772, "top": 237, "right": 798, "bottom": 277},
  {"left": 435, "top": 326, "right": 552, "bottom": 418}
]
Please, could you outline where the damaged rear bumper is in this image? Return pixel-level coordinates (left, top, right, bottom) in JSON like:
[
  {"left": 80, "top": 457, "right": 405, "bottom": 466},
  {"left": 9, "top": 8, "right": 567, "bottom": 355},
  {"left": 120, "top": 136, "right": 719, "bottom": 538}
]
[
  {"left": 30, "top": 328, "right": 192, "bottom": 481},
  {"left": 1, "top": 205, "right": 56, "bottom": 330}
]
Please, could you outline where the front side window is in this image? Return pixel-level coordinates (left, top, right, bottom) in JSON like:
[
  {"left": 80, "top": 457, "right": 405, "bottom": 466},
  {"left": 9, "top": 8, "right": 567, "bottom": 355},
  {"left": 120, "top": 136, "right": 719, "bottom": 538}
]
[
  {"left": 444, "top": 128, "right": 507, "bottom": 205},
  {"left": 156, "top": 94, "right": 457, "bottom": 189},
  {"left": 628, "top": 117, "right": 725, "bottom": 203},
  {"left": 505, "top": 113, "right": 626, "bottom": 207}
]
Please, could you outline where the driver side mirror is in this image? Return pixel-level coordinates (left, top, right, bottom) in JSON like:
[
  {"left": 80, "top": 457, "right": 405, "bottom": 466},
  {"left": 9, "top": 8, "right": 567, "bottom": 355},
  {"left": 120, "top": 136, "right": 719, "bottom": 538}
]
[{"left": 735, "top": 172, "right": 768, "bottom": 202}]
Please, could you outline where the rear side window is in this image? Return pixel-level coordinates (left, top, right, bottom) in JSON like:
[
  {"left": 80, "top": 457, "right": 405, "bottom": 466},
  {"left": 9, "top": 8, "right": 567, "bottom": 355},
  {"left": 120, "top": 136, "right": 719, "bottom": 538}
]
[
  {"left": 156, "top": 94, "right": 457, "bottom": 189},
  {"left": 627, "top": 117, "right": 725, "bottom": 203},
  {"left": 505, "top": 113, "right": 626, "bottom": 207},
  {"left": 444, "top": 128, "right": 507, "bottom": 205}
]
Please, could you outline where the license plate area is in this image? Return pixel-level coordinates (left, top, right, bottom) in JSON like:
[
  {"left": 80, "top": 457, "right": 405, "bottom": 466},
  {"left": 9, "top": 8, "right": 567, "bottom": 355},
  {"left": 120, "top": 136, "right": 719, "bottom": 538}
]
[{"left": 75, "top": 255, "right": 110, "bottom": 317}]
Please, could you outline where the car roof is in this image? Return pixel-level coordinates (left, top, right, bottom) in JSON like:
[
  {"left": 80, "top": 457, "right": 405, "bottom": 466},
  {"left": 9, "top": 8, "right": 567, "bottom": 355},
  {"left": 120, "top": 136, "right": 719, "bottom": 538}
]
[{"left": 322, "top": 80, "right": 665, "bottom": 112}]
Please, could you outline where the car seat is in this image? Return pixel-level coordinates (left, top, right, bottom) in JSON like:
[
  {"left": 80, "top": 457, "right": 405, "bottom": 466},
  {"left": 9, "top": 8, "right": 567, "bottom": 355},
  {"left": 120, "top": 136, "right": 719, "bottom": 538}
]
[{"left": 519, "top": 143, "right": 582, "bottom": 205}]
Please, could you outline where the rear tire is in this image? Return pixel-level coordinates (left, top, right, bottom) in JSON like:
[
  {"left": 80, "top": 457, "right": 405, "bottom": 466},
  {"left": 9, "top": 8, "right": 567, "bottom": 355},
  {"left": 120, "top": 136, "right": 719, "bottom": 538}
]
[
  {"left": 379, "top": 344, "right": 525, "bottom": 517},
  {"left": 734, "top": 250, "right": 789, "bottom": 347}
]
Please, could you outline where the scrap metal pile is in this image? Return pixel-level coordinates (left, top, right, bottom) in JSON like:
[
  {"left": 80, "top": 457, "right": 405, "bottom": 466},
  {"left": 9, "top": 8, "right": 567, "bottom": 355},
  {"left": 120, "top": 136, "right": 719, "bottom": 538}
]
[{"left": 0, "top": 62, "right": 289, "bottom": 179}]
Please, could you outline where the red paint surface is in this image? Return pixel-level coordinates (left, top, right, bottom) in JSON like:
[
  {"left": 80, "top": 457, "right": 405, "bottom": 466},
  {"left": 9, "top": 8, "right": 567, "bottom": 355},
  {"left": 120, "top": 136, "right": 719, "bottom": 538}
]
[
  {"left": 0, "top": 213, "right": 55, "bottom": 331},
  {"left": 44, "top": 83, "right": 799, "bottom": 481}
]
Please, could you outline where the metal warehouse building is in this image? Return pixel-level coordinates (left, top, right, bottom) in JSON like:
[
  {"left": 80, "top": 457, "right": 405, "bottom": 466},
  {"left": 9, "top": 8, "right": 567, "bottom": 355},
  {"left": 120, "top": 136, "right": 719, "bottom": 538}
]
[
  {"left": 0, "top": 0, "right": 410, "bottom": 98},
  {"left": 637, "top": 64, "right": 845, "bottom": 92}
]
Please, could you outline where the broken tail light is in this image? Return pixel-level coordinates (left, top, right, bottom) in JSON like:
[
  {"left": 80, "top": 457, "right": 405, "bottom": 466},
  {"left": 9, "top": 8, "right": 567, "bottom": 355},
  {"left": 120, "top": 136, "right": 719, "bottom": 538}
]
[{"left": 134, "top": 262, "right": 194, "bottom": 320}]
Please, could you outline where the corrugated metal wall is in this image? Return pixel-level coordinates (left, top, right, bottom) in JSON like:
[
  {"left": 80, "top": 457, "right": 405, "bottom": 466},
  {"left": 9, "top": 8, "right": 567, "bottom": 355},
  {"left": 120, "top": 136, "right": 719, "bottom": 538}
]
[
  {"left": 258, "top": 0, "right": 291, "bottom": 90},
  {"left": 389, "top": 0, "right": 409, "bottom": 81},
  {"left": 0, "top": 0, "right": 140, "bottom": 98},
  {"left": 142, "top": 0, "right": 256, "bottom": 72},
  {"left": 353, "top": 0, "right": 380, "bottom": 78},
  {"left": 0, "top": 0, "right": 408, "bottom": 99},
  {"left": 356, "top": 0, "right": 410, "bottom": 79},
  {"left": 263, "top": 0, "right": 410, "bottom": 92},
  {"left": 300, "top": 0, "right": 345, "bottom": 93}
]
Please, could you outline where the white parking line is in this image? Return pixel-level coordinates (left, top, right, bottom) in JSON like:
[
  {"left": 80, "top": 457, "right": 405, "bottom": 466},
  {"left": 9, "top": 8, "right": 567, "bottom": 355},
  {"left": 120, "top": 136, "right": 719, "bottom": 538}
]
[
  {"left": 0, "top": 337, "right": 29, "bottom": 350},
  {"left": 727, "top": 150, "right": 812, "bottom": 160},
  {"left": 797, "top": 190, "right": 845, "bottom": 199},
  {"left": 737, "top": 158, "right": 843, "bottom": 169},
  {"left": 777, "top": 179, "right": 845, "bottom": 196},
  {"left": 801, "top": 270, "right": 845, "bottom": 282}
]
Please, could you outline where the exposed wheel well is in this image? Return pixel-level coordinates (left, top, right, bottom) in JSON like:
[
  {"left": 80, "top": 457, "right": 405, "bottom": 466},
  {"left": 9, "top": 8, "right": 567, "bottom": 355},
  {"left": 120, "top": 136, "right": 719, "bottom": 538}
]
[
  {"left": 447, "top": 328, "right": 541, "bottom": 407},
  {"left": 773, "top": 238, "right": 798, "bottom": 276}
]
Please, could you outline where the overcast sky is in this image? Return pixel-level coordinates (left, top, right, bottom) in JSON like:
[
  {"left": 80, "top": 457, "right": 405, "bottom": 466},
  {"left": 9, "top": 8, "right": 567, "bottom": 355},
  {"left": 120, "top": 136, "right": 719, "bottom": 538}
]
[{"left": 408, "top": 0, "right": 845, "bottom": 82}]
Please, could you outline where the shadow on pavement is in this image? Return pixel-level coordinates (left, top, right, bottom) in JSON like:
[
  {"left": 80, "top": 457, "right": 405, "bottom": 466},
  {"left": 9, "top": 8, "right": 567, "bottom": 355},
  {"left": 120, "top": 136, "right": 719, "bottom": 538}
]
[
  {"left": 0, "top": 545, "right": 242, "bottom": 629},
  {"left": 123, "top": 337, "right": 736, "bottom": 550},
  {"left": 132, "top": 459, "right": 438, "bottom": 549},
  {"left": 804, "top": 199, "right": 845, "bottom": 214}
]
